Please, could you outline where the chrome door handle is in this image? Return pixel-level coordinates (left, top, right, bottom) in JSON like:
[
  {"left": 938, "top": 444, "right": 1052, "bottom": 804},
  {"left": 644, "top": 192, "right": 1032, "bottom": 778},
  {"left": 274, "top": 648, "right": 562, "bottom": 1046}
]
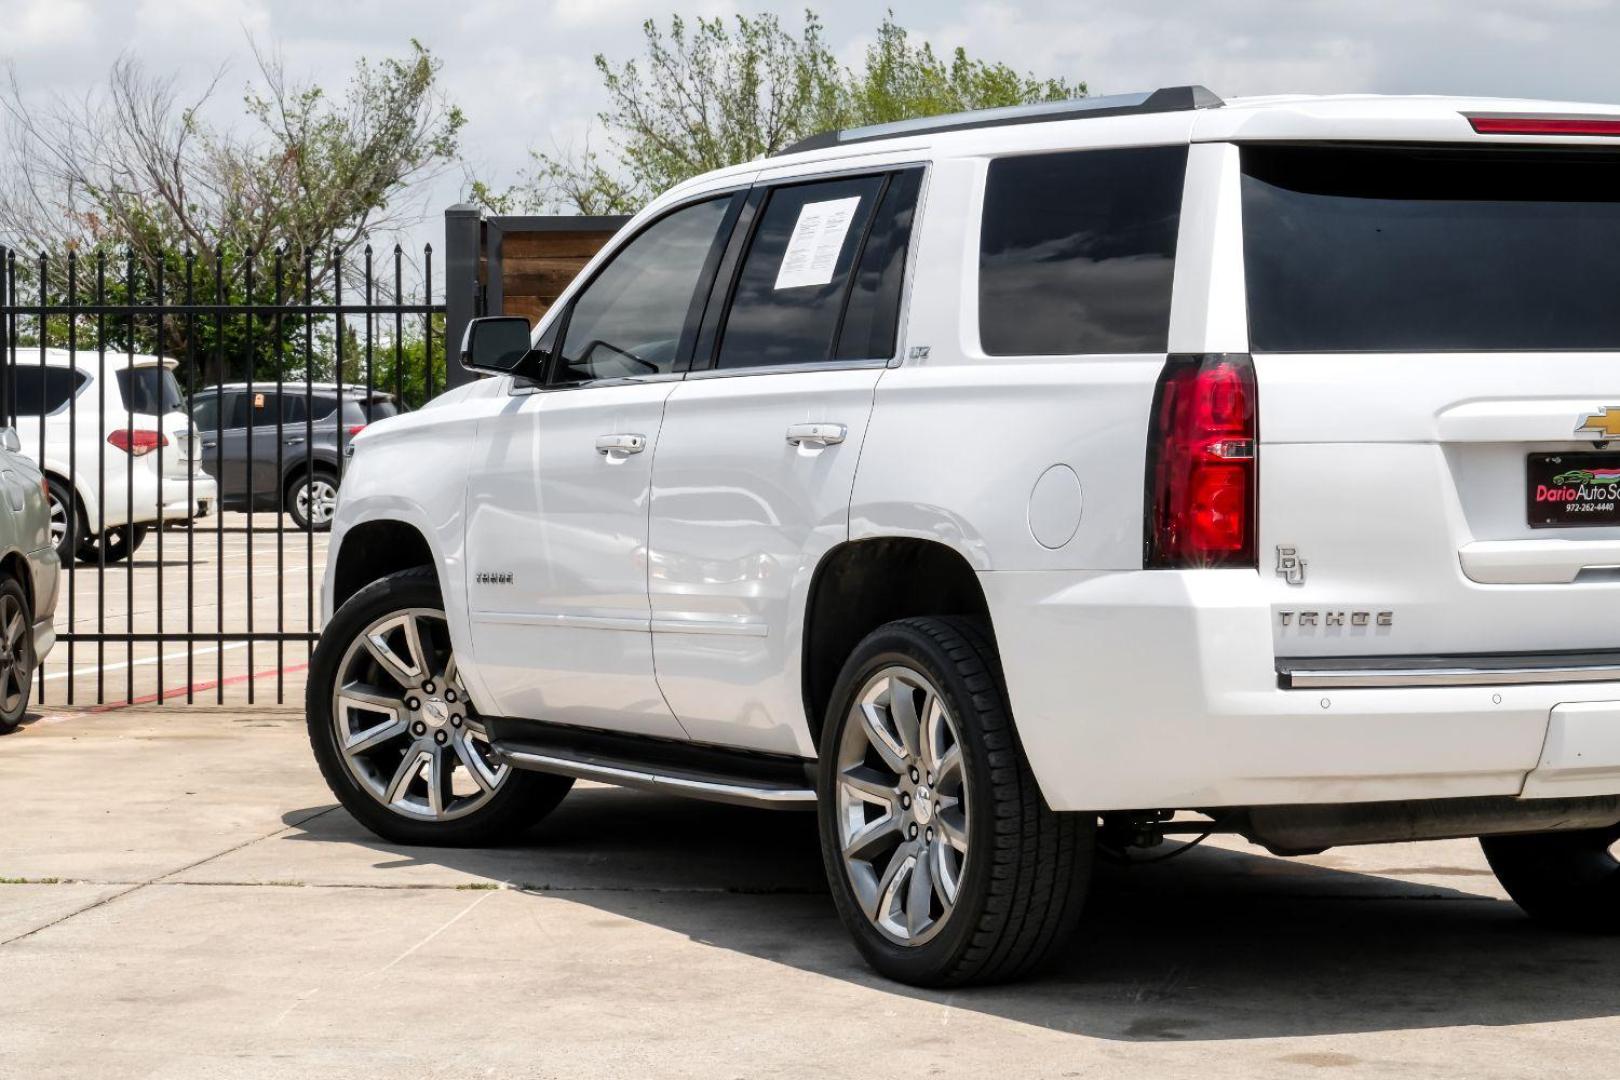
[
  {"left": 785, "top": 423, "right": 846, "bottom": 448},
  {"left": 595, "top": 433, "right": 647, "bottom": 456},
  {"left": 284, "top": 436, "right": 305, "bottom": 446}
]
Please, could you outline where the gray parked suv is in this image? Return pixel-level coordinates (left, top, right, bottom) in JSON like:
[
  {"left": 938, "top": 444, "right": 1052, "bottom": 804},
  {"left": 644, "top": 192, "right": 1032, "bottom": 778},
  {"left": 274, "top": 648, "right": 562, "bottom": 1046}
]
[{"left": 189, "top": 385, "right": 400, "bottom": 530}]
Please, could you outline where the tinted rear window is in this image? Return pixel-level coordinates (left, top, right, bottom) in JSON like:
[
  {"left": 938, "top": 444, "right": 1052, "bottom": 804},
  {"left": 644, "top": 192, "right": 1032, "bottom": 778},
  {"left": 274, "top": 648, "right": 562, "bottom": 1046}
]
[
  {"left": 979, "top": 145, "right": 1187, "bottom": 356},
  {"left": 115, "top": 367, "right": 184, "bottom": 414},
  {"left": 1243, "top": 145, "right": 1620, "bottom": 352}
]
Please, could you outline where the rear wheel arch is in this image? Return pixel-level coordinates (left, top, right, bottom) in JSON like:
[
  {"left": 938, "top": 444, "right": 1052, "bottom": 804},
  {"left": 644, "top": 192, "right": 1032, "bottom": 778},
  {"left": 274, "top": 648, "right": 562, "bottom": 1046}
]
[
  {"left": 802, "top": 538, "right": 995, "bottom": 749},
  {"left": 332, "top": 518, "right": 438, "bottom": 612}
]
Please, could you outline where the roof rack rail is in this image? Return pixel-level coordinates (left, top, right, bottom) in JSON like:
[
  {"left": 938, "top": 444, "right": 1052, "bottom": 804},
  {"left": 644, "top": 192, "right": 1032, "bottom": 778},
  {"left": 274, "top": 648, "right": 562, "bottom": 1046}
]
[{"left": 781, "top": 85, "right": 1222, "bottom": 155}]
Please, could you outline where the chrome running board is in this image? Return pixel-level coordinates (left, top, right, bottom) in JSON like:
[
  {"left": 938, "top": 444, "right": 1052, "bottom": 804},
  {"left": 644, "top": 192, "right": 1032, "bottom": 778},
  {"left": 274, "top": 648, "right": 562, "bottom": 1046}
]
[{"left": 489, "top": 717, "right": 817, "bottom": 811}]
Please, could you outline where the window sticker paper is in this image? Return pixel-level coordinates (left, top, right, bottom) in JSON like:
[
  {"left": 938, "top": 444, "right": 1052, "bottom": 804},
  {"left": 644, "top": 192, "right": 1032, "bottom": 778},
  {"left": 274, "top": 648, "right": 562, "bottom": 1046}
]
[{"left": 774, "top": 196, "right": 862, "bottom": 290}]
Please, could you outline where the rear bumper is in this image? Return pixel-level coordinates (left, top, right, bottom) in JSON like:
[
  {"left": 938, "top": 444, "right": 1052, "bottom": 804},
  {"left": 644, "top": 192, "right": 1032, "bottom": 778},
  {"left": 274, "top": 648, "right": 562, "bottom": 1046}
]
[
  {"left": 982, "top": 568, "right": 1620, "bottom": 812},
  {"left": 93, "top": 471, "right": 217, "bottom": 530}
]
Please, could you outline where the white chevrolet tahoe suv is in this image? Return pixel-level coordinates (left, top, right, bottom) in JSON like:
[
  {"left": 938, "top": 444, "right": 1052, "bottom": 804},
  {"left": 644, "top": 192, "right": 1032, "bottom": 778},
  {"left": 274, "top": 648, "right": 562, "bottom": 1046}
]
[{"left": 308, "top": 87, "right": 1620, "bottom": 986}]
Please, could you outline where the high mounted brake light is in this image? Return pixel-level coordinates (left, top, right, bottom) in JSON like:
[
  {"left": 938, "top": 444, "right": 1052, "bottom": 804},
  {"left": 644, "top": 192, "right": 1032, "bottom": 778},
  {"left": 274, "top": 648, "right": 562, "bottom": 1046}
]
[
  {"left": 1466, "top": 115, "right": 1620, "bottom": 137},
  {"left": 1145, "top": 354, "right": 1258, "bottom": 569}
]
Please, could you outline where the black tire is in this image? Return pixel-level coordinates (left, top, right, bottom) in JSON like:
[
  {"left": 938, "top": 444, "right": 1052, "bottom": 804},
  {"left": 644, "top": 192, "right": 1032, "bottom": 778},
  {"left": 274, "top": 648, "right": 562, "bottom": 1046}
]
[
  {"left": 0, "top": 575, "right": 34, "bottom": 733},
  {"left": 307, "top": 566, "right": 572, "bottom": 846},
  {"left": 816, "top": 616, "right": 1093, "bottom": 987},
  {"left": 1482, "top": 824, "right": 1620, "bottom": 932},
  {"left": 44, "top": 476, "right": 83, "bottom": 567},
  {"left": 75, "top": 523, "right": 148, "bottom": 564},
  {"left": 287, "top": 467, "right": 339, "bottom": 532}
]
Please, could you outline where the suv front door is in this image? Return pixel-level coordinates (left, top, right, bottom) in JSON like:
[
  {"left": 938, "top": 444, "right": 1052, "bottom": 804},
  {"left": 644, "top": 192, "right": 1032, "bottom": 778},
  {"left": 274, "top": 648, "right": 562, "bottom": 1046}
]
[
  {"left": 648, "top": 168, "right": 924, "bottom": 756},
  {"left": 464, "top": 192, "right": 741, "bottom": 737}
]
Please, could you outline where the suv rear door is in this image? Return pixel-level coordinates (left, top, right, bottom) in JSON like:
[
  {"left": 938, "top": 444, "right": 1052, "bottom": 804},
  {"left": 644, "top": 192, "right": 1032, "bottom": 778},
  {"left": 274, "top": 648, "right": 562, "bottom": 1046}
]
[
  {"left": 647, "top": 166, "right": 924, "bottom": 756},
  {"left": 1241, "top": 143, "right": 1620, "bottom": 661}
]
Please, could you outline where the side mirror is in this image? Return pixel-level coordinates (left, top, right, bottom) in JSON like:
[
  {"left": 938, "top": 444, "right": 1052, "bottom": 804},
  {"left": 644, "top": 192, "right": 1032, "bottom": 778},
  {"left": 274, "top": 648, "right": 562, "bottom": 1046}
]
[{"left": 460, "top": 316, "right": 539, "bottom": 377}]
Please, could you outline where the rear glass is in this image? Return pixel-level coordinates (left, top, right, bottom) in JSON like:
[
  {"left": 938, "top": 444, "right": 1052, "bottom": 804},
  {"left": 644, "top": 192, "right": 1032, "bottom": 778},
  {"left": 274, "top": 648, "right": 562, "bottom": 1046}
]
[
  {"left": 1242, "top": 145, "right": 1620, "bottom": 352},
  {"left": 979, "top": 145, "right": 1187, "bottom": 356},
  {"left": 115, "top": 367, "right": 184, "bottom": 414}
]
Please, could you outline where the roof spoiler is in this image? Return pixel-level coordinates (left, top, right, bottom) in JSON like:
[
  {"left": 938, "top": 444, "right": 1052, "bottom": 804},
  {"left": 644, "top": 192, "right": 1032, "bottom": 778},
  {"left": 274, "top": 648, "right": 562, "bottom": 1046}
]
[{"left": 781, "top": 85, "right": 1222, "bottom": 155}]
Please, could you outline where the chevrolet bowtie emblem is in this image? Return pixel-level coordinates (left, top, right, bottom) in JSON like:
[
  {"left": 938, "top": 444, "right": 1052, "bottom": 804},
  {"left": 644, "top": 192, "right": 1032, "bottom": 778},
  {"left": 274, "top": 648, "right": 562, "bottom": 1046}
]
[{"left": 1576, "top": 408, "right": 1620, "bottom": 438}]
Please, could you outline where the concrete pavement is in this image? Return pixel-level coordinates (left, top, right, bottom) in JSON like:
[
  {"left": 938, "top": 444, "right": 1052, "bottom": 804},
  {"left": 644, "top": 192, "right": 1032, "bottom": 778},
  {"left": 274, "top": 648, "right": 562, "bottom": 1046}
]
[{"left": 2, "top": 706, "right": 1618, "bottom": 1079}]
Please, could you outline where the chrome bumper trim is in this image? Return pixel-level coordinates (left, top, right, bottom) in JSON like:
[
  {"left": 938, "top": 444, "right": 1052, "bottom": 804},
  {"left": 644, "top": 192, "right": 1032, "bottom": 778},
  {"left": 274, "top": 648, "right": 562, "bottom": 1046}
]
[{"left": 1278, "top": 652, "right": 1620, "bottom": 690}]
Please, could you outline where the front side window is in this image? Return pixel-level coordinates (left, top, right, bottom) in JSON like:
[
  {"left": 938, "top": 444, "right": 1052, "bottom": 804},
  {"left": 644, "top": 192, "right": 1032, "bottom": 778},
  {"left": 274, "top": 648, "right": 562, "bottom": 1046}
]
[
  {"left": 1243, "top": 144, "right": 1620, "bottom": 352},
  {"left": 554, "top": 196, "right": 733, "bottom": 385},
  {"left": 979, "top": 145, "right": 1187, "bottom": 356},
  {"left": 717, "top": 175, "right": 885, "bottom": 369}
]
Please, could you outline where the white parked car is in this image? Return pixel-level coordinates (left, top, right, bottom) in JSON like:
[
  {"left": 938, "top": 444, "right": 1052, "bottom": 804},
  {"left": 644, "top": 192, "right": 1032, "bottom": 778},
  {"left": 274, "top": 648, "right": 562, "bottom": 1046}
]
[
  {"left": 11, "top": 349, "right": 216, "bottom": 563},
  {"left": 308, "top": 87, "right": 1620, "bottom": 985}
]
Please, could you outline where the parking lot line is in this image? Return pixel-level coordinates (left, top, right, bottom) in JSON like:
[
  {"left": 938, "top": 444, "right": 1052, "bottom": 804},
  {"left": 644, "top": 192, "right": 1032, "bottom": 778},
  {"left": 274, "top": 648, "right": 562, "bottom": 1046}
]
[{"left": 43, "top": 640, "right": 251, "bottom": 682}]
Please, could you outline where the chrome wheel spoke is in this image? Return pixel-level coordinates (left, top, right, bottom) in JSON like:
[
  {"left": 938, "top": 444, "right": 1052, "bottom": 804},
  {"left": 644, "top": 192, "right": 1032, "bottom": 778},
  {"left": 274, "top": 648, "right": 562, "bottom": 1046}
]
[
  {"left": 869, "top": 843, "right": 912, "bottom": 924},
  {"left": 363, "top": 615, "right": 426, "bottom": 687},
  {"left": 936, "top": 802, "right": 968, "bottom": 853},
  {"left": 905, "top": 844, "right": 935, "bottom": 937},
  {"left": 452, "top": 729, "right": 500, "bottom": 792},
  {"left": 384, "top": 747, "right": 428, "bottom": 807},
  {"left": 840, "top": 764, "right": 897, "bottom": 804},
  {"left": 344, "top": 714, "right": 408, "bottom": 756},
  {"left": 425, "top": 747, "right": 453, "bottom": 817},
  {"left": 858, "top": 701, "right": 907, "bottom": 774},
  {"left": 930, "top": 838, "right": 961, "bottom": 906},
  {"left": 887, "top": 675, "right": 923, "bottom": 761},
  {"left": 844, "top": 808, "right": 903, "bottom": 863}
]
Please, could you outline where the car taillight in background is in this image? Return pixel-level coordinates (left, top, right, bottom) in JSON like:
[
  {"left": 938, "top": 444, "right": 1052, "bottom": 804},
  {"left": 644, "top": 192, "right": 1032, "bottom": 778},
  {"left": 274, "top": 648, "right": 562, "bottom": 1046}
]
[
  {"left": 345, "top": 424, "right": 366, "bottom": 437},
  {"left": 1145, "top": 353, "right": 1258, "bottom": 569},
  {"left": 108, "top": 429, "right": 168, "bottom": 457}
]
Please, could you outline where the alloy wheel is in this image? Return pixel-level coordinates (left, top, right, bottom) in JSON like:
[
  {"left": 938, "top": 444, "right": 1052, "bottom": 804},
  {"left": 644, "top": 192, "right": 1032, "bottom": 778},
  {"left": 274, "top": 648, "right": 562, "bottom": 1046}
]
[
  {"left": 331, "top": 607, "right": 509, "bottom": 821},
  {"left": 296, "top": 477, "right": 339, "bottom": 527},
  {"left": 835, "top": 665, "right": 969, "bottom": 945},
  {"left": 46, "top": 489, "right": 68, "bottom": 551},
  {"left": 0, "top": 590, "right": 29, "bottom": 716}
]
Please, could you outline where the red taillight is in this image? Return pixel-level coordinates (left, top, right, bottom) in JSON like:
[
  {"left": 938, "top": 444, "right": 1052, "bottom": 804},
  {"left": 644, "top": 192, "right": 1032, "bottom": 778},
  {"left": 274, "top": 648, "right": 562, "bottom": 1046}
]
[
  {"left": 1467, "top": 115, "right": 1620, "bottom": 137},
  {"left": 345, "top": 423, "right": 367, "bottom": 437},
  {"left": 1145, "top": 354, "right": 1258, "bottom": 568},
  {"left": 108, "top": 429, "right": 167, "bottom": 457}
]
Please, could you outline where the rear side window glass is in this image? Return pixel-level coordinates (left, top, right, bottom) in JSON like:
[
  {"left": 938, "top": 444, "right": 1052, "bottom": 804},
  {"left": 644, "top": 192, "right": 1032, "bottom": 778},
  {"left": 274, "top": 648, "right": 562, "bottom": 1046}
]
[
  {"left": 556, "top": 195, "right": 732, "bottom": 384},
  {"left": 979, "top": 145, "right": 1187, "bottom": 356},
  {"left": 115, "top": 366, "right": 184, "bottom": 414},
  {"left": 11, "top": 367, "right": 86, "bottom": 416},
  {"left": 195, "top": 391, "right": 247, "bottom": 430},
  {"left": 835, "top": 170, "right": 923, "bottom": 361},
  {"left": 1242, "top": 144, "right": 1620, "bottom": 352},
  {"left": 717, "top": 175, "right": 885, "bottom": 369}
]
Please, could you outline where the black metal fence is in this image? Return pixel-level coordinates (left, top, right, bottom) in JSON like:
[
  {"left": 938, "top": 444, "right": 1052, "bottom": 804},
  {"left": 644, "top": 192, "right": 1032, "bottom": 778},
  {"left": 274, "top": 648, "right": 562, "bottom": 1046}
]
[{"left": 0, "top": 242, "right": 447, "bottom": 707}]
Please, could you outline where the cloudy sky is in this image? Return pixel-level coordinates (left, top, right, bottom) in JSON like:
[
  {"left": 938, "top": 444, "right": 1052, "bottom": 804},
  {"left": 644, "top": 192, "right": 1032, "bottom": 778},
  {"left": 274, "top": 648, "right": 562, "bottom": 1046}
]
[{"left": 4, "top": 0, "right": 1620, "bottom": 262}]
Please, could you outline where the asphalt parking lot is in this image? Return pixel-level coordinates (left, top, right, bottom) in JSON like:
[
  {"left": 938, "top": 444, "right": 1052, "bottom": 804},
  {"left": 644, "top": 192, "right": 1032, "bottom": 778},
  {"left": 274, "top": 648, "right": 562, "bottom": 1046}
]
[
  {"left": 3, "top": 706, "right": 1619, "bottom": 1079},
  {"left": 39, "top": 512, "right": 322, "bottom": 709}
]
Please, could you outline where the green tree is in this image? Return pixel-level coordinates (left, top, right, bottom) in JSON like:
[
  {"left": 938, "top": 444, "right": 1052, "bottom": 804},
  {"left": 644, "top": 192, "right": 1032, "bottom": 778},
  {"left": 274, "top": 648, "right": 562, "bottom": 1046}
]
[
  {"left": 0, "top": 42, "right": 460, "bottom": 388},
  {"left": 474, "top": 11, "right": 1083, "bottom": 215}
]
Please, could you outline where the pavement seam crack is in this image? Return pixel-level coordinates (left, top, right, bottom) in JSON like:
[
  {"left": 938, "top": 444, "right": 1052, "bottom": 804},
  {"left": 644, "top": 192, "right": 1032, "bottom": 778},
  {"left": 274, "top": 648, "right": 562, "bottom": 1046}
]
[{"left": 0, "top": 805, "right": 339, "bottom": 948}]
